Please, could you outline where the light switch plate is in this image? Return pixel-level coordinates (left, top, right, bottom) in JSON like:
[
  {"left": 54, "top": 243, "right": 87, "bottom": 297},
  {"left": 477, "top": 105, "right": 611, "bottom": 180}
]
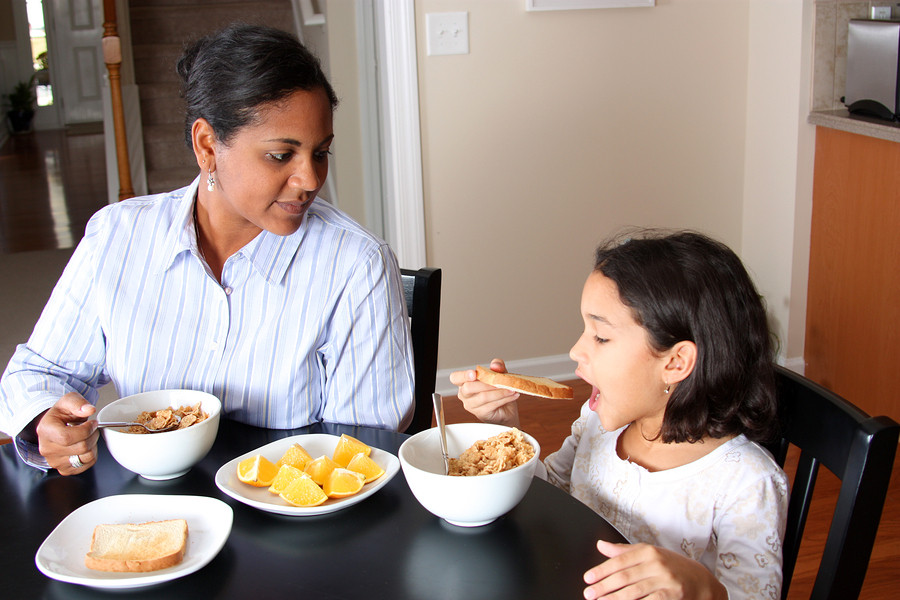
[
  {"left": 872, "top": 6, "right": 892, "bottom": 20},
  {"left": 426, "top": 12, "right": 469, "bottom": 56}
]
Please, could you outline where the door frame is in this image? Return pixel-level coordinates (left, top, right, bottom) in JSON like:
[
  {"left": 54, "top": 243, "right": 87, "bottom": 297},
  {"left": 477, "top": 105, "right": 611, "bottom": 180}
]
[{"left": 374, "top": 1, "right": 426, "bottom": 269}]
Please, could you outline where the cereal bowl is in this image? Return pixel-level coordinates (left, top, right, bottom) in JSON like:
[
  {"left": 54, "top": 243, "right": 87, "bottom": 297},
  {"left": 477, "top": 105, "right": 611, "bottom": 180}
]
[
  {"left": 399, "top": 423, "right": 540, "bottom": 527},
  {"left": 96, "top": 390, "right": 221, "bottom": 480}
]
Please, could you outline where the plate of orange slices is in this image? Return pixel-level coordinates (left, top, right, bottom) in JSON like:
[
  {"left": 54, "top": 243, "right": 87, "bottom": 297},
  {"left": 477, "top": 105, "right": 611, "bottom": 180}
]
[{"left": 214, "top": 434, "right": 399, "bottom": 516}]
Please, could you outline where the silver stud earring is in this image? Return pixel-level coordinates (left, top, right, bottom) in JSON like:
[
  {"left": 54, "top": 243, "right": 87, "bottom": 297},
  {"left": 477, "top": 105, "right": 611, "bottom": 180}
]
[{"left": 207, "top": 171, "right": 215, "bottom": 192}]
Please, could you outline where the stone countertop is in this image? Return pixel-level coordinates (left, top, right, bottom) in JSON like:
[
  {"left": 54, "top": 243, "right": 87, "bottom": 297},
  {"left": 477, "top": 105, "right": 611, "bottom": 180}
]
[{"left": 809, "top": 109, "right": 900, "bottom": 143}]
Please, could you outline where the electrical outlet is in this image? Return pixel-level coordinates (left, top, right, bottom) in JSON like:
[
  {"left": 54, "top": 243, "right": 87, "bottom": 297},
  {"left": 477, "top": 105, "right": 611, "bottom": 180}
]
[{"left": 426, "top": 12, "right": 469, "bottom": 56}]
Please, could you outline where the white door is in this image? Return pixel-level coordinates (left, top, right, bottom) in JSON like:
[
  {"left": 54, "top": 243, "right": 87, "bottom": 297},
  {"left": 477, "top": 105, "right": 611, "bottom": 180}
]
[{"left": 48, "top": 0, "right": 104, "bottom": 124}]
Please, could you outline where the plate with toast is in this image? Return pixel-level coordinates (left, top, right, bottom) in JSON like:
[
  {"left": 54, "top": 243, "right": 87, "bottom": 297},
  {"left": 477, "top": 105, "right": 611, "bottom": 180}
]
[
  {"left": 35, "top": 494, "right": 232, "bottom": 589},
  {"left": 215, "top": 433, "right": 400, "bottom": 516}
]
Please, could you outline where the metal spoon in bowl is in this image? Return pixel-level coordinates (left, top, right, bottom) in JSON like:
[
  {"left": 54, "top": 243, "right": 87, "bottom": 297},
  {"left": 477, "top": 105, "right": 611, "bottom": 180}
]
[
  {"left": 96, "top": 414, "right": 182, "bottom": 433},
  {"left": 433, "top": 392, "right": 450, "bottom": 475}
]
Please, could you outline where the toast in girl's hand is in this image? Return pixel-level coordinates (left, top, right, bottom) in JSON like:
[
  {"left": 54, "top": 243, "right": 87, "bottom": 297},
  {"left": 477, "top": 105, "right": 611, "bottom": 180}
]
[{"left": 475, "top": 365, "right": 574, "bottom": 400}]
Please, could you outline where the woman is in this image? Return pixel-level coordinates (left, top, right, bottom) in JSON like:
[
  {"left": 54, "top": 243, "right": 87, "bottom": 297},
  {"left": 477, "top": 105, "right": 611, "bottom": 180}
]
[{"left": 0, "top": 24, "right": 414, "bottom": 474}]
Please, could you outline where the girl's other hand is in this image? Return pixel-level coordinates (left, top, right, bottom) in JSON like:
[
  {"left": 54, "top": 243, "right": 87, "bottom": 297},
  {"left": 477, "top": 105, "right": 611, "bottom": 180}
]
[
  {"left": 583, "top": 540, "right": 727, "bottom": 600},
  {"left": 448, "top": 358, "right": 520, "bottom": 427}
]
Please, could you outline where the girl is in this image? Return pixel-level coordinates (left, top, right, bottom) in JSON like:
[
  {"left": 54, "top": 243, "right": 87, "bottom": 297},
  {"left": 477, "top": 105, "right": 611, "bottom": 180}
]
[{"left": 451, "top": 231, "right": 788, "bottom": 600}]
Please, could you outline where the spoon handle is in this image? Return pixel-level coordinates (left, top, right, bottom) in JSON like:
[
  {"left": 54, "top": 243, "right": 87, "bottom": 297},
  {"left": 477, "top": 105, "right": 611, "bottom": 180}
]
[{"left": 433, "top": 393, "right": 450, "bottom": 474}]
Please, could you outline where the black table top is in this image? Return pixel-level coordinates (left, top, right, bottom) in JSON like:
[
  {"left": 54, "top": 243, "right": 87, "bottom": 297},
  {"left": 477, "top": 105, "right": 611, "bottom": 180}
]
[{"left": 1, "top": 420, "right": 625, "bottom": 599}]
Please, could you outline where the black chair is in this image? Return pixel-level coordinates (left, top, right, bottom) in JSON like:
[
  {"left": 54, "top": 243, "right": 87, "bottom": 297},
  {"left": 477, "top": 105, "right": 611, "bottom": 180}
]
[
  {"left": 400, "top": 267, "right": 441, "bottom": 435},
  {"left": 765, "top": 366, "right": 899, "bottom": 600}
]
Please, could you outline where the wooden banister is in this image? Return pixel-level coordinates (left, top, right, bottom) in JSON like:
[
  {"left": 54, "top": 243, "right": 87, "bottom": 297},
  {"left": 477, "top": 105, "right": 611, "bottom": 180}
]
[{"left": 102, "top": 0, "right": 134, "bottom": 200}]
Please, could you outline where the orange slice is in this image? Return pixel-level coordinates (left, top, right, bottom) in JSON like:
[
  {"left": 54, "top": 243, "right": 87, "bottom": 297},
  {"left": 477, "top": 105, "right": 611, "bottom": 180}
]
[
  {"left": 268, "top": 463, "right": 304, "bottom": 495},
  {"left": 332, "top": 434, "right": 371, "bottom": 467},
  {"left": 323, "top": 467, "right": 366, "bottom": 498},
  {"left": 237, "top": 454, "right": 279, "bottom": 487},
  {"left": 346, "top": 452, "right": 385, "bottom": 483},
  {"left": 279, "top": 472, "right": 328, "bottom": 507},
  {"left": 277, "top": 443, "right": 313, "bottom": 471},
  {"left": 305, "top": 455, "right": 340, "bottom": 486}
]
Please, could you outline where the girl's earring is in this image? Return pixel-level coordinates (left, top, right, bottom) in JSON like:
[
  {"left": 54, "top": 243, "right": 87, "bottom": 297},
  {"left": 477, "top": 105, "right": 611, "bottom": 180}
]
[
  {"left": 207, "top": 171, "right": 216, "bottom": 192},
  {"left": 664, "top": 381, "right": 671, "bottom": 395}
]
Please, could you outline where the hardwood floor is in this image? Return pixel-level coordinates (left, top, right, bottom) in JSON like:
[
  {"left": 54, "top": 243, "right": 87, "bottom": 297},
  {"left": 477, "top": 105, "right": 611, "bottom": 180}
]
[
  {"left": 441, "top": 379, "right": 900, "bottom": 599},
  {"left": 0, "top": 129, "right": 108, "bottom": 253}
]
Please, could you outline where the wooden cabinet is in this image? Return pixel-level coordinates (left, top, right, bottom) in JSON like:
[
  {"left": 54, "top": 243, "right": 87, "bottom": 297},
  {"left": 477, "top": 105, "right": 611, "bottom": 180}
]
[{"left": 806, "top": 127, "right": 900, "bottom": 420}]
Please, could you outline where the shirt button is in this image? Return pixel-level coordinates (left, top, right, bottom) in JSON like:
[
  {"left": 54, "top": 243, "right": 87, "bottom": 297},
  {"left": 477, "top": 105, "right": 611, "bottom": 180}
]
[{"left": 223, "top": 286, "right": 233, "bottom": 295}]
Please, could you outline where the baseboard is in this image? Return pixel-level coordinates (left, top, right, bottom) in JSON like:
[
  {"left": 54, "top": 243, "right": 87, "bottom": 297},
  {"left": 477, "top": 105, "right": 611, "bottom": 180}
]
[
  {"left": 781, "top": 356, "right": 805, "bottom": 375},
  {"left": 435, "top": 354, "right": 576, "bottom": 397}
]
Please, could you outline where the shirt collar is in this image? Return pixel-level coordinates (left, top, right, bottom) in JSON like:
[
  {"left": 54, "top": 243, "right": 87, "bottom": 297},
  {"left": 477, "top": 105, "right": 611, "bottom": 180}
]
[{"left": 151, "top": 176, "right": 310, "bottom": 285}]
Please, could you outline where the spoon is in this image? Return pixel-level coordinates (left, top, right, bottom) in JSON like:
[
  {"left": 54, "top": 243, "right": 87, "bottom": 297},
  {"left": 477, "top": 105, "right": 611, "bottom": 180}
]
[
  {"left": 433, "top": 392, "right": 450, "bottom": 475},
  {"left": 96, "top": 414, "right": 182, "bottom": 433}
]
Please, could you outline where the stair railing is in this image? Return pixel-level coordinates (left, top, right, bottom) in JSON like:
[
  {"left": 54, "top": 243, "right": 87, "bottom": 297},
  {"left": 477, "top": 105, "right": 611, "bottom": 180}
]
[{"left": 101, "top": 0, "right": 134, "bottom": 200}]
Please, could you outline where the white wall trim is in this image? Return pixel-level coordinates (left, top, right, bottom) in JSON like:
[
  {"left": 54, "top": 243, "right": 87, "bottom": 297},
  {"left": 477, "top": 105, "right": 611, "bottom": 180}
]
[
  {"left": 435, "top": 354, "right": 577, "bottom": 397},
  {"left": 376, "top": 0, "right": 426, "bottom": 269}
]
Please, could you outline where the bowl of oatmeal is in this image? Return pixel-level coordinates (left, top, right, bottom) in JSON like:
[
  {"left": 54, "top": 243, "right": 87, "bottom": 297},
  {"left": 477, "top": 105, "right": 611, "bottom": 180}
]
[
  {"left": 97, "top": 390, "right": 221, "bottom": 480},
  {"left": 399, "top": 423, "right": 540, "bottom": 527}
]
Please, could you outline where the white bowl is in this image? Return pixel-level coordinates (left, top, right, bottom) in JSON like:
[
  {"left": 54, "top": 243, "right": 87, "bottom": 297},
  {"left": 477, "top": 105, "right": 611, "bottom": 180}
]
[
  {"left": 97, "top": 390, "right": 221, "bottom": 480},
  {"left": 399, "top": 423, "right": 540, "bottom": 527}
]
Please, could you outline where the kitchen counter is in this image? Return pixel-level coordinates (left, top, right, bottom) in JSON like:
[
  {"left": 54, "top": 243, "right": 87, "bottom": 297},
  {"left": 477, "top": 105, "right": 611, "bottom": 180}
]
[{"left": 808, "top": 109, "right": 900, "bottom": 143}]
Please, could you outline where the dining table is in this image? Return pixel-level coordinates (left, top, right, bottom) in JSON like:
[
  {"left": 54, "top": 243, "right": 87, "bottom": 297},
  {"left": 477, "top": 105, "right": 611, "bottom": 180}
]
[{"left": 1, "top": 419, "right": 626, "bottom": 599}]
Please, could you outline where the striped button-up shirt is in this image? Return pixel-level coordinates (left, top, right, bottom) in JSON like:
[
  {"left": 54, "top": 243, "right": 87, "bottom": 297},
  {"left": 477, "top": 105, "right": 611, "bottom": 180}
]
[{"left": 0, "top": 177, "right": 414, "bottom": 465}]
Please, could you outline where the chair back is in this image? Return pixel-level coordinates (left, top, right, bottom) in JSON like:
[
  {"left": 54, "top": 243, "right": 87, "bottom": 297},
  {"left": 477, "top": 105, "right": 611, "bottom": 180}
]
[
  {"left": 400, "top": 268, "right": 441, "bottom": 434},
  {"left": 765, "top": 366, "right": 899, "bottom": 600}
]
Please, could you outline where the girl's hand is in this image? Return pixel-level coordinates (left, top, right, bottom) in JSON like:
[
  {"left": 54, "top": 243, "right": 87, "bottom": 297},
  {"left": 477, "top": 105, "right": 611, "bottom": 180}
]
[
  {"left": 583, "top": 540, "right": 727, "bottom": 600},
  {"left": 35, "top": 393, "right": 99, "bottom": 474},
  {"left": 448, "top": 358, "right": 520, "bottom": 426}
]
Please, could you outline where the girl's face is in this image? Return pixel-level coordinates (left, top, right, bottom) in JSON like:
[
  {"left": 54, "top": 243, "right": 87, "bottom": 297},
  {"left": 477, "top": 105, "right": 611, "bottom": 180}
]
[
  {"left": 569, "top": 271, "right": 673, "bottom": 433},
  {"left": 209, "top": 88, "right": 333, "bottom": 238}
]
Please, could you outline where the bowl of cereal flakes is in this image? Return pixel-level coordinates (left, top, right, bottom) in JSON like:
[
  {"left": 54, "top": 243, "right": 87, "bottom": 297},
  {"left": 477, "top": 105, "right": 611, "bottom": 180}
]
[
  {"left": 97, "top": 390, "right": 221, "bottom": 480},
  {"left": 399, "top": 423, "right": 540, "bottom": 527}
]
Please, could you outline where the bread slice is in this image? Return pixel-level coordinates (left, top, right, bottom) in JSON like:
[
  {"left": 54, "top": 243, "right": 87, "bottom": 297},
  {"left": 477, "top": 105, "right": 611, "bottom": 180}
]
[
  {"left": 84, "top": 519, "right": 188, "bottom": 573},
  {"left": 475, "top": 365, "right": 574, "bottom": 400}
]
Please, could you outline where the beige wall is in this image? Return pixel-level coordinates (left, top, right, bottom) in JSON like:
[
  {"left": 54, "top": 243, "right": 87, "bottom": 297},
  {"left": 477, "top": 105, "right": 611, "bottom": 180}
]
[{"left": 416, "top": 0, "right": 812, "bottom": 377}]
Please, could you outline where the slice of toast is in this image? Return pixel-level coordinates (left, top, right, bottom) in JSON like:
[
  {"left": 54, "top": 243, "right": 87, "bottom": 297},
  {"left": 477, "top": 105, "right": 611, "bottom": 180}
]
[
  {"left": 475, "top": 365, "right": 574, "bottom": 400},
  {"left": 84, "top": 519, "right": 188, "bottom": 573}
]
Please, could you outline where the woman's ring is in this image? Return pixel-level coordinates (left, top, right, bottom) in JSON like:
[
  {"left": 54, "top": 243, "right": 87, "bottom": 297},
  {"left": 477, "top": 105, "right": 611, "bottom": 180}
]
[{"left": 69, "top": 454, "right": 84, "bottom": 470}]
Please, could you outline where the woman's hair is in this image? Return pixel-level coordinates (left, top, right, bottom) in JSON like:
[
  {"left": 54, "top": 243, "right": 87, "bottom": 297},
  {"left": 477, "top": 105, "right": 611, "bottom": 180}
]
[
  {"left": 594, "top": 230, "right": 778, "bottom": 444},
  {"left": 176, "top": 23, "right": 338, "bottom": 149}
]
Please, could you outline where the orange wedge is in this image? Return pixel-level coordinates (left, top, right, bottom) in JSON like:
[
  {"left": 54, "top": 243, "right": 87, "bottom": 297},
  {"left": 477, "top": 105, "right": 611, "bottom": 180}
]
[
  {"left": 268, "top": 463, "right": 304, "bottom": 495},
  {"left": 323, "top": 468, "right": 366, "bottom": 498},
  {"left": 279, "top": 472, "right": 328, "bottom": 507},
  {"left": 333, "top": 434, "right": 371, "bottom": 467},
  {"left": 277, "top": 443, "right": 313, "bottom": 471},
  {"left": 346, "top": 451, "right": 385, "bottom": 483},
  {"left": 305, "top": 455, "right": 340, "bottom": 486},
  {"left": 237, "top": 454, "right": 279, "bottom": 487}
]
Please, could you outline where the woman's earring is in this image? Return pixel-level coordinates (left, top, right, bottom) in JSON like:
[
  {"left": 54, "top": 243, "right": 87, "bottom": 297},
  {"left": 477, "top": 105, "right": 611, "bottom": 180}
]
[
  {"left": 207, "top": 171, "right": 216, "bottom": 192},
  {"left": 664, "top": 381, "right": 671, "bottom": 395}
]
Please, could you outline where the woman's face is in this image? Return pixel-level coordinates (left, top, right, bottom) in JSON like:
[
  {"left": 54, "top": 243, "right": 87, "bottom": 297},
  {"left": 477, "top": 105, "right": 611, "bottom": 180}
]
[
  {"left": 209, "top": 88, "right": 333, "bottom": 238},
  {"left": 569, "top": 271, "right": 672, "bottom": 432}
]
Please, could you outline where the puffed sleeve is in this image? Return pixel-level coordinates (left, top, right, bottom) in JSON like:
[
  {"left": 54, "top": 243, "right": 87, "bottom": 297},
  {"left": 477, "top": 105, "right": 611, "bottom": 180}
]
[{"left": 714, "top": 461, "right": 789, "bottom": 600}]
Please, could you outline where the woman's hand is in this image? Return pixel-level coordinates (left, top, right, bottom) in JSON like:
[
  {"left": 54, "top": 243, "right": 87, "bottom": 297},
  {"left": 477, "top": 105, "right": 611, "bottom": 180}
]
[
  {"left": 448, "top": 358, "right": 520, "bottom": 426},
  {"left": 583, "top": 540, "right": 728, "bottom": 600},
  {"left": 34, "top": 393, "right": 99, "bottom": 474}
]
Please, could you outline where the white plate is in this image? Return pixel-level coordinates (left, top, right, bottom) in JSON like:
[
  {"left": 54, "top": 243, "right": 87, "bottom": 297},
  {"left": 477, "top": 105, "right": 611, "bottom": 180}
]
[
  {"left": 215, "top": 433, "right": 399, "bottom": 516},
  {"left": 35, "top": 494, "right": 233, "bottom": 590}
]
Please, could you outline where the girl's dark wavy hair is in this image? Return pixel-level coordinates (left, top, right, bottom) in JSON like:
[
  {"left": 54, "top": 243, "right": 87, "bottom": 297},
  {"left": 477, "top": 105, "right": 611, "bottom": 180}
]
[
  {"left": 177, "top": 23, "right": 338, "bottom": 149},
  {"left": 594, "top": 230, "right": 778, "bottom": 444}
]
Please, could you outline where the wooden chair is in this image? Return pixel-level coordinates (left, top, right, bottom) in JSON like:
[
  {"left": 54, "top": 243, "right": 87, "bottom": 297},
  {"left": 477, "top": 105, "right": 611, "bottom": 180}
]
[
  {"left": 400, "top": 268, "right": 442, "bottom": 434},
  {"left": 765, "top": 366, "right": 899, "bottom": 600}
]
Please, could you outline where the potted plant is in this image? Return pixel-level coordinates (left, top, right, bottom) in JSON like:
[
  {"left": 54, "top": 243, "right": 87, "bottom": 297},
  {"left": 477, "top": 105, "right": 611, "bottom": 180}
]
[{"left": 4, "top": 74, "right": 37, "bottom": 134}]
